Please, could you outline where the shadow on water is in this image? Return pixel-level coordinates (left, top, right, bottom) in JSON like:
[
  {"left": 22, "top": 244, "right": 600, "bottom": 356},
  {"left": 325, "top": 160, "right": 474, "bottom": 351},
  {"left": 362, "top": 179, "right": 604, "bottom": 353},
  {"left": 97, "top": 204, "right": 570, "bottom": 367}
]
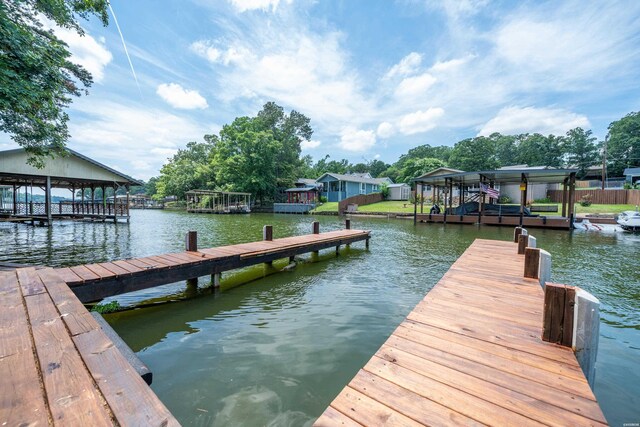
[{"left": 1, "top": 210, "right": 638, "bottom": 426}]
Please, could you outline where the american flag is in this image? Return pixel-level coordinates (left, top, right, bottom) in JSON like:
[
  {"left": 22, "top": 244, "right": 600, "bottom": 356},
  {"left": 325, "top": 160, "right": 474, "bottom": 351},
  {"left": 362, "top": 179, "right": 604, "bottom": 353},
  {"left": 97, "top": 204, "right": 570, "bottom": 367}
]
[{"left": 480, "top": 183, "right": 500, "bottom": 199}]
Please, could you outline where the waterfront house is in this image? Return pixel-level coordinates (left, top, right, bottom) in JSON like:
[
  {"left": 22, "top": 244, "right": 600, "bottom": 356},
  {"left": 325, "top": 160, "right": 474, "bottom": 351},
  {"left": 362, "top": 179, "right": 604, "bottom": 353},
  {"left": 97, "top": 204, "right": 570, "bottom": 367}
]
[
  {"left": 316, "top": 172, "right": 393, "bottom": 202},
  {"left": 624, "top": 167, "right": 640, "bottom": 185}
]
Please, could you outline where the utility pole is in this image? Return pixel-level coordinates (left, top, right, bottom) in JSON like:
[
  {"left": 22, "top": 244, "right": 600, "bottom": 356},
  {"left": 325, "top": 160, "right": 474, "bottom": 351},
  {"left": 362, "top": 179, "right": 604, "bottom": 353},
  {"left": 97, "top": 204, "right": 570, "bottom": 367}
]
[{"left": 601, "top": 135, "right": 608, "bottom": 190}]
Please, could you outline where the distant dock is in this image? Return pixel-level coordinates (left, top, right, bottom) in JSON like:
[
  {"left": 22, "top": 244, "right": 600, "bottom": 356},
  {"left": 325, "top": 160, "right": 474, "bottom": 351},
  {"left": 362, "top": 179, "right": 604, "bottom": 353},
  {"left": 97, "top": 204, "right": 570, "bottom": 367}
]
[{"left": 314, "top": 235, "right": 606, "bottom": 426}]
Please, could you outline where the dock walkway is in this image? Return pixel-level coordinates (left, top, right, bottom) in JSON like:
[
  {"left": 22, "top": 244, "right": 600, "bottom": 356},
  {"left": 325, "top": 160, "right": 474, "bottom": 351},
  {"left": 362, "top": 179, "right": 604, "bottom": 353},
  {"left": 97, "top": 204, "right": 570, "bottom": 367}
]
[
  {"left": 0, "top": 267, "right": 178, "bottom": 426},
  {"left": 55, "top": 228, "right": 370, "bottom": 303},
  {"left": 314, "top": 239, "right": 606, "bottom": 426}
]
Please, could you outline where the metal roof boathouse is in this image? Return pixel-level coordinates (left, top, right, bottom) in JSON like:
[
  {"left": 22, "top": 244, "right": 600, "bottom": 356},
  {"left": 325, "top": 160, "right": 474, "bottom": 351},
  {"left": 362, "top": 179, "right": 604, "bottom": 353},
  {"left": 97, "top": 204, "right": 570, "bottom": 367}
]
[
  {"left": 0, "top": 148, "right": 142, "bottom": 226},
  {"left": 412, "top": 167, "right": 578, "bottom": 230}
]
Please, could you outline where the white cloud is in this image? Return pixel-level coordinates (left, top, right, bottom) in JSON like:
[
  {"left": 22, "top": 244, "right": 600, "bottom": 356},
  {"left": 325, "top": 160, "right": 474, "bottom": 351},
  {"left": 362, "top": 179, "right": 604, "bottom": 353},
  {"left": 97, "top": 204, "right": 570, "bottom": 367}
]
[
  {"left": 398, "top": 108, "right": 445, "bottom": 135},
  {"left": 395, "top": 73, "right": 437, "bottom": 98},
  {"left": 478, "top": 106, "right": 590, "bottom": 136},
  {"left": 376, "top": 122, "right": 394, "bottom": 138},
  {"left": 229, "top": 0, "right": 291, "bottom": 12},
  {"left": 384, "top": 52, "right": 423, "bottom": 79},
  {"left": 50, "top": 26, "right": 112, "bottom": 82},
  {"left": 429, "top": 55, "right": 475, "bottom": 73},
  {"left": 301, "top": 139, "right": 321, "bottom": 150},
  {"left": 339, "top": 128, "right": 376, "bottom": 152},
  {"left": 156, "top": 83, "right": 208, "bottom": 109},
  {"left": 68, "top": 100, "right": 211, "bottom": 180}
]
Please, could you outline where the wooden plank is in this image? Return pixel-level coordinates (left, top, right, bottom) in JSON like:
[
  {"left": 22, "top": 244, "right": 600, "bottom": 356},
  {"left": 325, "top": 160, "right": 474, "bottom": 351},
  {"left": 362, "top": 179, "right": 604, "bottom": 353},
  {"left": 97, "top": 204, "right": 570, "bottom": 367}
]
[
  {"left": 37, "top": 268, "right": 100, "bottom": 337},
  {"left": 73, "top": 328, "right": 179, "bottom": 426},
  {"left": 16, "top": 267, "right": 46, "bottom": 296},
  {"left": 98, "top": 262, "right": 131, "bottom": 276},
  {"left": 83, "top": 263, "right": 117, "bottom": 280},
  {"left": 70, "top": 265, "right": 100, "bottom": 282},
  {"left": 124, "top": 258, "right": 158, "bottom": 269},
  {"left": 314, "top": 406, "right": 363, "bottom": 427},
  {"left": 328, "top": 386, "right": 423, "bottom": 427},
  {"left": 112, "top": 260, "right": 144, "bottom": 274},
  {"left": 0, "top": 272, "right": 50, "bottom": 427},
  {"left": 55, "top": 267, "right": 83, "bottom": 284},
  {"left": 24, "top": 292, "right": 114, "bottom": 426}
]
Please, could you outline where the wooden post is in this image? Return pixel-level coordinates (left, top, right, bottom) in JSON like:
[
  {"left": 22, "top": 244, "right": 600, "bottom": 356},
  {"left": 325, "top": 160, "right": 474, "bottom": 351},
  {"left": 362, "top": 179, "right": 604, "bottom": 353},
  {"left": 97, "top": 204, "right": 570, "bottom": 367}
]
[
  {"left": 513, "top": 226, "right": 524, "bottom": 243},
  {"left": 345, "top": 219, "right": 351, "bottom": 229},
  {"left": 90, "top": 186, "right": 95, "bottom": 214},
  {"left": 561, "top": 178, "right": 568, "bottom": 218},
  {"left": 312, "top": 221, "right": 320, "bottom": 234},
  {"left": 517, "top": 232, "right": 529, "bottom": 254},
  {"left": 212, "top": 272, "right": 221, "bottom": 289},
  {"left": 185, "top": 231, "right": 198, "bottom": 252},
  {"left": 45, "top": 176, "right": 52, "bottom": 225},
  {"left": 126, "top": 186, "right": 130, "bottom": 223},
  {"left": 573, "top": 288, "right": 600, "bottom": 387},
  {"left": 413, "top": 184, "right": 418, "bottom": 225},
  {"left": 420, "top": 184, "right": 424, "bottom": 214},
  {"left": 542, "top": 283, "right": 576, "bottom": 347},
  {"left": 443, "top": 180, "right": 448, "bottom": 224},
  {"left": 101, "top": 185, "right": 106, "bottom": 216},
  {"left": 524, "top": 247, "right": 540, "bottom": 279},
  {"left": 263, "top": 225, "right": 273, "bottom": 241},
  {"left": 12, "top": 184, "right": 17, "bottom": 215},
  {"left": 365, "top": 237, "right": 370, "bottom": 250},
  {"left": 335, "top": 245, "right": 340, "bottom": 255},
  {"left": 568, "top": 173, "right": 576, "bottom": 224},
  {"left": 519, "top": 173, "right": 526, "bottom": 227}
]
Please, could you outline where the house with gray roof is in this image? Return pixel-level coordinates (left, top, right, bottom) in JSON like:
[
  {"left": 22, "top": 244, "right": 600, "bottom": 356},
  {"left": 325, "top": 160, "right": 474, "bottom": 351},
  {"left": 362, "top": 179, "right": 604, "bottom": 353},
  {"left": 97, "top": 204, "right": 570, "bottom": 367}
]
[{"left": 316, "top": 172, "right": 393, "bottom": 202}]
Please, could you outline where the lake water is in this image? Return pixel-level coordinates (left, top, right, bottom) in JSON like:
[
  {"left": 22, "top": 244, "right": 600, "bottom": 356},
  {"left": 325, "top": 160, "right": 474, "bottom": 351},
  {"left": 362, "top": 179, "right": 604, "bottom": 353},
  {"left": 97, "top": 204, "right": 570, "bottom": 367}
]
[{"left": 1, "top": 210, "right": 638, "bottom": 425}]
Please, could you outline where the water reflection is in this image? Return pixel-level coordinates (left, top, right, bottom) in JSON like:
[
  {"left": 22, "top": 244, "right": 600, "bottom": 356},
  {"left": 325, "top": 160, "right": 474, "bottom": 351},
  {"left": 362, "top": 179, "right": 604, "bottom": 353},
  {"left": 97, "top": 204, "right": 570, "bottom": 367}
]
[{"left": 1, "top": 210, "right": 638, "bottom": 426}]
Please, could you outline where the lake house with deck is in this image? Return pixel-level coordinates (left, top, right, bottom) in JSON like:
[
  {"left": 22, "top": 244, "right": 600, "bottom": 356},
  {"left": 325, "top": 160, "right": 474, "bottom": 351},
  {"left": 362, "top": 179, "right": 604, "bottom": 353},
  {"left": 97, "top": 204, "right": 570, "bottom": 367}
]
[{"left": 317, "top": 172, "right": 392, "bottom": 202}]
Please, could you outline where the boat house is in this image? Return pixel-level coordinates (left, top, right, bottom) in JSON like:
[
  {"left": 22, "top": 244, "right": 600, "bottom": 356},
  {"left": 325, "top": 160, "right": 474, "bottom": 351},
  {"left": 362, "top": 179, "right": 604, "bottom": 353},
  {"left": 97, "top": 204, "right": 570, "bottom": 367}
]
[
  {"left": 185, "top": 190, "right": 251, "bottom": 214},
  {"left": 0, "top": 147, "right": 142, "bottom": 225},
  {"left": 412, "top": 168, "right": 578, "bottom": 230},
  {"left": 317, "top": 173, "right": 392, "bottom": 202}
]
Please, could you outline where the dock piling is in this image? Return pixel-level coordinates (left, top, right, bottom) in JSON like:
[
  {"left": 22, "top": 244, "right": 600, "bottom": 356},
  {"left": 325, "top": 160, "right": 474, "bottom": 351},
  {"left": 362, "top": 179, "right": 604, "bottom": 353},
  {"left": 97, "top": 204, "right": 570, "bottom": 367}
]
[
  {"left": 517, "top": 233, "right": 529, "bottom": 254},
  {"left": 539, "top": 249, "right": 552, "bottom": 286},
  {"left": 263, "top": 225, "right": 273, "bottom": 241},
  {"left": 345, "top": 219, "right": 351, "bottom": 229},
  {"left": 513, "top": 226, "right": 524, "bottom": 243},
  {"left": 524, "top": 247, "right": 540, "bottom": 279},
  {"left": 185, "top": 231, "right": 198, "bottom": 286},
  {"left": 312, "top": 221, "right": 320, "bottom": 234},
  {"left": 573, "top": 289, "right": 600, "bottom": 387},
  {"left": 542, "top": 282, "right": 575, "bottom": 347}
]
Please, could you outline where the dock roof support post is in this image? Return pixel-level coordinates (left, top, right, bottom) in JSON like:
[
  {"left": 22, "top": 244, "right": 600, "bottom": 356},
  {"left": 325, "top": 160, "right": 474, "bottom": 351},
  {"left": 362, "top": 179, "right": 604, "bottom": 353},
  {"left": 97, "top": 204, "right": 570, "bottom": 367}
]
[
  {"left": 519, "top": 173, "right": 527, "bottom": 227},
  {"left": 561, "top": 177, "right": 568, "bottom": 218},
  {"left": 568, "top": 172, "right": 576, "bottom": 225},
  {"left": 45, "top": 176, "right": 52, "bottom": 225},
  {"left": 443, "top": 180, "right": 448, "bottom": 224},
  {"left": 12, "top": 184, "right": 17, "bottom": 215},
  {"left": 413, "top": 183, "right": 418, "bottom": 225},
  {"left": 420, "top": 183, "right": 424, "bottom": 214},
  {"left": 125, "top": 185, "right": 130, "bottom": 223}
]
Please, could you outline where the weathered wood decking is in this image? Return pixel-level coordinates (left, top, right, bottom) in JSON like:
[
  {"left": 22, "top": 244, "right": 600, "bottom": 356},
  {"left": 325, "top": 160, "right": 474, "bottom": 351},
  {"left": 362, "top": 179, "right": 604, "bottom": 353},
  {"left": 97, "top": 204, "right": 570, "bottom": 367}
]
[
  {"left": 314, "top": 239, "right": 606, "bottom": 426},
  {"left": 55, "top": 228, "right": 370, "bottom": 303},
  {"left": 0, "top": 267, "right": 178, "bottom": 426}
]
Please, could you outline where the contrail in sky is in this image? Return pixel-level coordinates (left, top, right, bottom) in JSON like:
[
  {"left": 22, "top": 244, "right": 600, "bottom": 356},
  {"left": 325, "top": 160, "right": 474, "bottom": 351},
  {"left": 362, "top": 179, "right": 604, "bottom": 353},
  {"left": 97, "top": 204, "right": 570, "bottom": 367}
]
[{"left": 108, "top": 2, "right": 142, "bottom": 98}]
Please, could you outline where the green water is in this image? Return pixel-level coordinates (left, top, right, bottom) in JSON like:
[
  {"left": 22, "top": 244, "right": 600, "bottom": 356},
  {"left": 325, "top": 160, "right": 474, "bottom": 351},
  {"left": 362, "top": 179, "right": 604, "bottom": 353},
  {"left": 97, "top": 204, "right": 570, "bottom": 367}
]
[{"left": 0, "top": 210, "right": 638, "bottom": 425}]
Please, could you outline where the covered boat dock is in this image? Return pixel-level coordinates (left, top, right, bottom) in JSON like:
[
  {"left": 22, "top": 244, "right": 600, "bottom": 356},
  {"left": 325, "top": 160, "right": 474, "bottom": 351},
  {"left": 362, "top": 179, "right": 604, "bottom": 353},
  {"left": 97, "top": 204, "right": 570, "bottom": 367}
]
[
  {"left": 412, "top": 168, "right": 577, "bottom": 230},
  {"left": 0, "top": 148, "right": 142, "bottom": 226},
  {"left": 186, "top": 189, "right": 251, "bottom": 213}
]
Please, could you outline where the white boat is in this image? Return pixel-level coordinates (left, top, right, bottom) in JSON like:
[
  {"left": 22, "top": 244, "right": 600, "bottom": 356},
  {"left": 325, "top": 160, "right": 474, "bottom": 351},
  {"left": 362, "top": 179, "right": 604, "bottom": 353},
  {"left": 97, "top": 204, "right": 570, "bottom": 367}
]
[
  {"left": 616, "top": 211, "right": 640, "bottom": 232},
  {"left": 573, "top": 219, "right": 604, "bottom": 231}
]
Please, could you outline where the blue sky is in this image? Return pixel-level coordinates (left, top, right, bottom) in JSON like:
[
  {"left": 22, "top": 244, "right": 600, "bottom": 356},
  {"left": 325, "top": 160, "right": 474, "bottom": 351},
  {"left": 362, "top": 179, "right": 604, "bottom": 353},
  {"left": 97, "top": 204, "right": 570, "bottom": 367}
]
[{"left": 2, "top": 0, "right": 640, "bottom": 180}]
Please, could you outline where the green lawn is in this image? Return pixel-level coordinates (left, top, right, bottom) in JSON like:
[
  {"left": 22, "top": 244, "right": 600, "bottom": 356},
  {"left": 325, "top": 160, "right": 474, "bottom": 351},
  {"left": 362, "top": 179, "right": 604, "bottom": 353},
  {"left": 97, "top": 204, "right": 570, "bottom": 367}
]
[
  {"left": 310, "top": 202, "right": 338, "bottom": 213},
  {"left": 311, "top": 201, "right": 637, "bottom": 215},
  {"left": 531, "top": 203, "right": 636, "bottom": 215},
  {"left": 356, "top": 201, "right": 416, "bottom": 213}
]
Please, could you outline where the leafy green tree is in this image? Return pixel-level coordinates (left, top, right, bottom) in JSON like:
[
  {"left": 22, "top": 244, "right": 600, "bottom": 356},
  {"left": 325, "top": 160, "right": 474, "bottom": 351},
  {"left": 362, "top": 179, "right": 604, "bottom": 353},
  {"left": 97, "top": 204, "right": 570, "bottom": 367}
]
[
  {"left": 517, "top": 133, "right": 566, "bottom": 167},
  {"left": 565, "top": 128, "right": 599, "bottom": 179},
  {"left": 351, "top": 163, "right": 369, "bottom": 173},
  {"left": 397, "top": 144, "right": 452, "bottom": 167},
  {"left": 213, "top": 116, "right": 281, "bottom": 203},
  {"left": 606, "top": 112, "right": 640, "bottom": 177},
  {"left": 368, "top": 159, "right": 390, "bottom": 177},
  {"left": 256, "top": 102, "right": 313, "bottom": 189},
  {"left": 397, "top": 158, "right": 447, "bottom": 183},
  {"left": 492, "top": 133, "right": 519, "bottom": 166},
  {"left": 449, "top": 137, "right": 499, "bottom": 171},
  {"left": 379, "top": 165, "right": 400, "bottom": 183},
  {"left": 0, "top": 0, "right": 108, "bottom": 167},
  {"left": 155, "top": 140, "right": 215, "bottom": 200}
]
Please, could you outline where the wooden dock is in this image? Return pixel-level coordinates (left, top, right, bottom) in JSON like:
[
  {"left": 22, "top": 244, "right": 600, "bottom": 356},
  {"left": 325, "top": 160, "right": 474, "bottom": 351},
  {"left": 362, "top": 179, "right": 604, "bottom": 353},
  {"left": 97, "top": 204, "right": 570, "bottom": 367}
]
[
  {"left": 0, "top": 267, "right": 178, "bottom": 426},
  {"left": 55, "top": 227, "right": 370, "bottom": 303},
  {"left": 314, "top": 239, "right": 607, "bottom": 426}
]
